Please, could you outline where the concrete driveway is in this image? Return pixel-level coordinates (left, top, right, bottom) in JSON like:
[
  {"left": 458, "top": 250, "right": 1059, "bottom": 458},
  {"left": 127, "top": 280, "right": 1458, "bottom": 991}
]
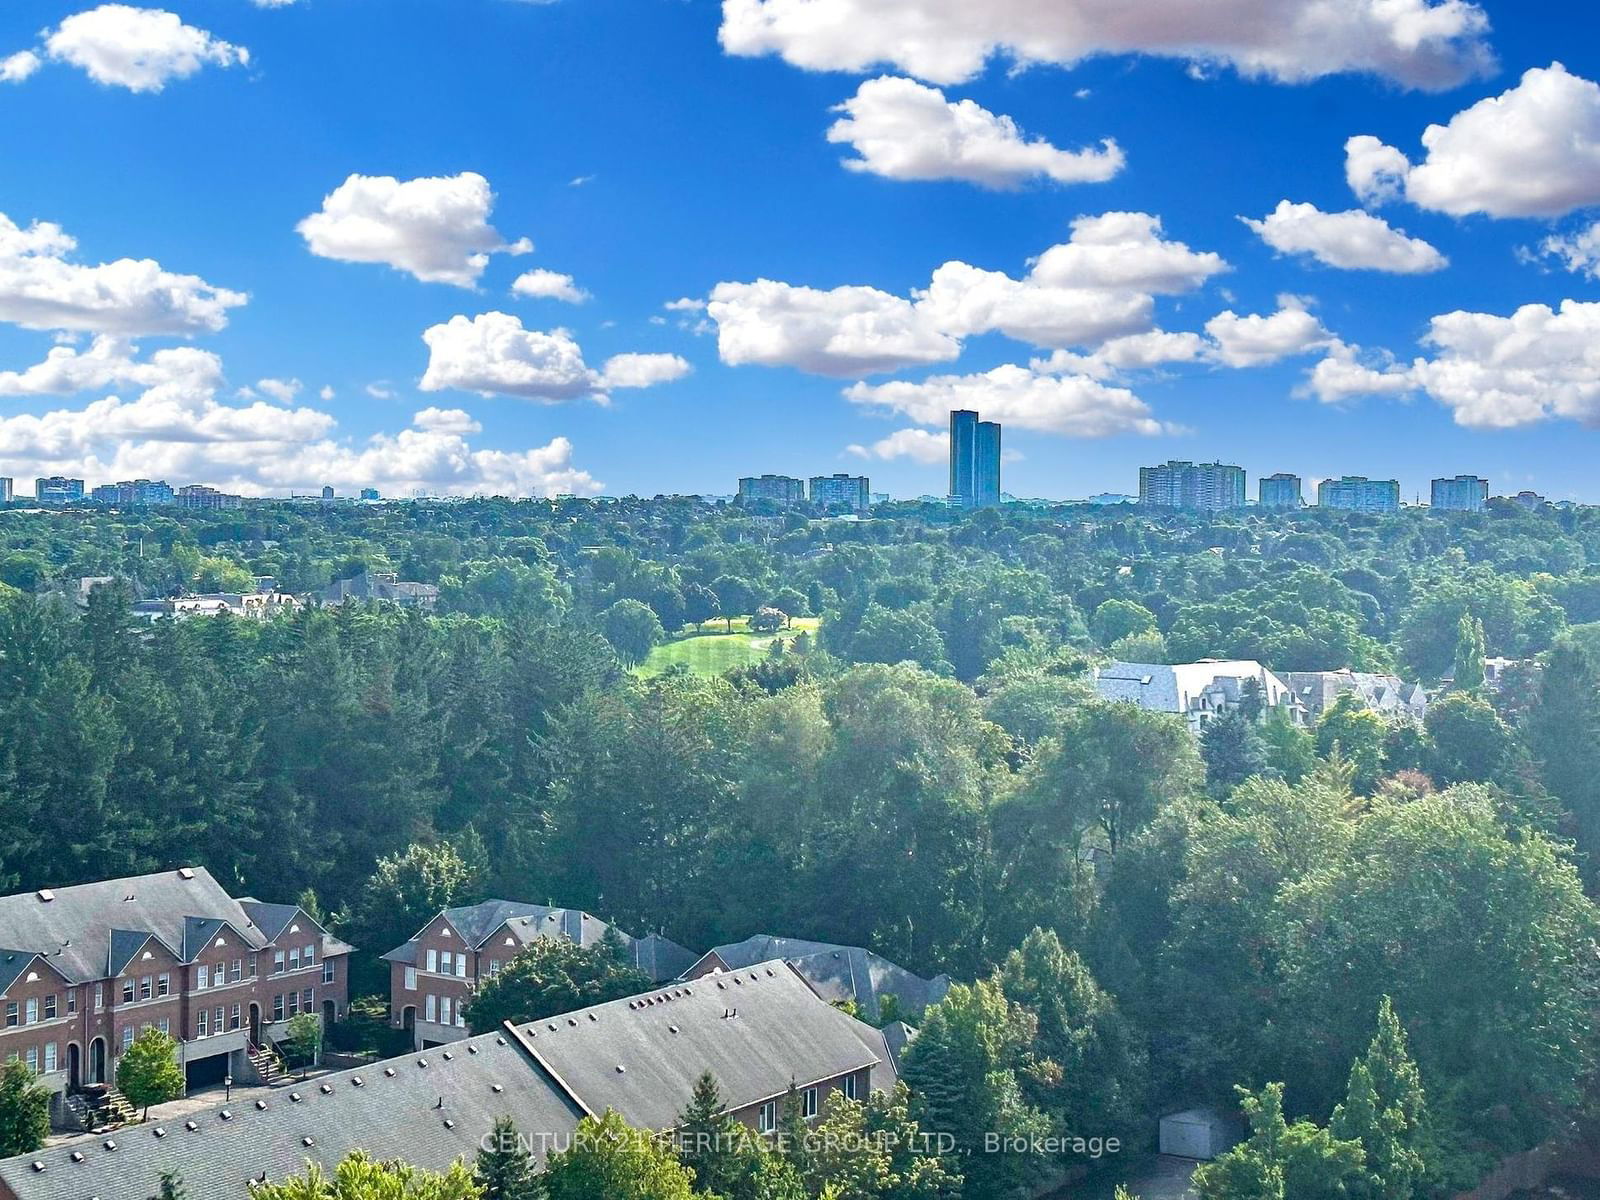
[{"left": 1046, "top": 1154, "right": 1199, "bottom": 1200}]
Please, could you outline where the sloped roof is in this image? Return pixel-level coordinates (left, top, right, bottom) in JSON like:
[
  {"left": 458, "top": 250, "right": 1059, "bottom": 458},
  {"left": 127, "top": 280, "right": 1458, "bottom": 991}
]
[
  {"left": 694, "top": 936, "right": 950, "bottom": 1022},
  {"left": 383, "top": 900, "right": 696, "bottom": 985},
  {"left": 0, "top": 869, "right": 341, "bottom": 982},
  {"left": 1094, "top": 660, "right": 1299, "bottom": 715},
  {"left": 0, "top": 964, "right": 895, "bottom": 1200},
  {"left": 0, "top": 950, "right": 55, "bottom": 997},
  {"left": 0, "top": 1032, "right": 583, "bottom": 1200},
  {"left": 510, "top": 961, "right": 892, "bottom": 1132}
]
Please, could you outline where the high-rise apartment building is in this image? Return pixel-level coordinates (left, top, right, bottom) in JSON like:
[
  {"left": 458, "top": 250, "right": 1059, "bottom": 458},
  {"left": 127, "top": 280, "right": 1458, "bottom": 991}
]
[
  {"left": 90, "top": 479, "right": 174, "bottom": 506},
  {"left": 34, "top": 477, "right": 84, "bottom": 505},
  {"left": 1430, "top": 475, "right": 1489, "bottom": 512},
  {"left": 948, "top": 410, "right": 1001, "bottom": 507},
  {"left": 1139, "top": 461, "right": 1246, "bottom": 511},
  {"left": 809, "top": 473, "right": 871, "bottom": 511},
  {"left": 1317, "top": 475, "right": 1400, "bottom": 513},
  {"left": 738, "top": 474, "right": 806, "bottom": 506},
  {"left": 1258, "top": 473, "right": 1303, "bottom": 509},
  {"left": 174, "top": 484, "right": 242, "bottom": 510},
  {"left": 0, "top": 477, "right": 12, "bottom": 503}
]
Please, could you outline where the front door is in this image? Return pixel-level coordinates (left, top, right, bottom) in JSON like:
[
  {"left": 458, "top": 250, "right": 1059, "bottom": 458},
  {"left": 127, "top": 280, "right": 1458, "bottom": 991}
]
[
  {"left": 67, "top": 1043, "right": 80, "bottom": 1090},
  {"left": 248, "top": 1003, "right": 261, "bottom": 1045},
  {"left": 89, "top": 1038, "right": 105, "bottom": 1085}
]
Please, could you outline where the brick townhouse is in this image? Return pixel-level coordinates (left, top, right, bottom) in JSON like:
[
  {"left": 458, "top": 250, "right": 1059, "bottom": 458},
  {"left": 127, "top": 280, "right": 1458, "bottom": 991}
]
[
  {"left": 0, "top": 868, "right": 352, "bottom": 1118},
  {"left": 0, "top": 960, "right": 901, "bottom": 1200},
  {"left": 382, "top": 899, "right": 695, "bottom": 1050}
]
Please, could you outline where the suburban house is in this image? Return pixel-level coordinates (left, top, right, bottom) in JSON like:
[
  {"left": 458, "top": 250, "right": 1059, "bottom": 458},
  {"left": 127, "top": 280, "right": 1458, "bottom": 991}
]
[
  {"left": 382, "top": 900, "right": 696, "bottom": 1050},
  {"left": 0, "top": 869, "right": 352, "bottom": 1124},
  {"left": 1093, "top": 659, "right": 1305, "bottom": 734},
  {"left": 0, "top": 963, "right": 900, "bottom": 1200},
  {"left": 1284, "top": 669, "right": 1429, "bottom": 722},
  {"left": 685, "top": 935, "right": 950, "bottom": 1024},
  {"left": 316, "top": 571, "right": 439, "bottom": 610},
  {"left": 130, "top": 592, "right": 303, "bottom": 623}
]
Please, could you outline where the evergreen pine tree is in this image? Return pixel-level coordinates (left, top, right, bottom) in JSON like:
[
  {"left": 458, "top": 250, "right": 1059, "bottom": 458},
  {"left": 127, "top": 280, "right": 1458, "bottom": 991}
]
[
  {"left": 676, "top": 1072, "right": 743, "bottom": 1197},
  {"left": 1451, "top": 615, "right": 1485, "bottom": 692},
  {"left": 1330, "top": 998, "right": 1430, "bottom": 1200},
  {"left": 476, "top": 1116, "right": 538, "bottom": 1200}
]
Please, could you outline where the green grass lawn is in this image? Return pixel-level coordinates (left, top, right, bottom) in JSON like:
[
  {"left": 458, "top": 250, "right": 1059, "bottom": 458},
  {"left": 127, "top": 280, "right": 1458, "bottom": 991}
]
[{"left": 636, "top": 616, "right": 821, "bottom": 678}]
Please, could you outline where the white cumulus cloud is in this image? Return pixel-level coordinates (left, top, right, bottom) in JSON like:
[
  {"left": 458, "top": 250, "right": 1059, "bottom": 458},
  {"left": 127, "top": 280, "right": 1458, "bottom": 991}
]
[
  {"left": 702, "top": 212, "right": 1226, "bottom": 376},
  {"left": 1535, "top": 222, "right": 1600, "bottom": 279},
  {"left": 719, "top": 0, "right": 1493, "bottom": 90},
  {"left": 297, "top": 173, "right": 532, "bottom": 287},
  {"left": 1346, "top": 63, "right": 1600, "bottom": 218},
  {"left": 419, "top": 311, "right": 690, "bottom": 401},
  {"left": 826, "top": 76, "right": 1123, "bottom": 188},
  {"left": 0, "top": 211, "right": 246, "bottom": 335},
  {"left": 1205, "top": 298, "right": 1330, "bottom": 367},
  {"left": 846, "top": 363, "right": 1170, "bottom": 438},
  {"left": 1, "top": 51, "right": 41, "bottom": 83},
  {"left": 845, "top": 427, "right": 949, "bottom": 463},
  {"left": 43, "top": 5, "right": 248, "bottom": 92},
  {"left": 1242, "top": 200, "right": 1446, "bottom": 273},
  {"left": 511, "top": 269, "right": 591, "bottom": 303}
]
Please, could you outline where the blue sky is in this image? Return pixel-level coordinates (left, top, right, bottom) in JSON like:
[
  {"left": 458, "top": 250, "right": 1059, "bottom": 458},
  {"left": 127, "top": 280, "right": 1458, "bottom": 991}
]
[{"left": 2, "top": 0, "right": 1600, "bottom": 501}]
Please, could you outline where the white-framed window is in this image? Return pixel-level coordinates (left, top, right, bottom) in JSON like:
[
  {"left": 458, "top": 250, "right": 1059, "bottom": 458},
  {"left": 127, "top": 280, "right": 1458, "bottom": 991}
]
[
  {"left": 439, "top": 951, "right": 453, "bottom": 976},
  {"left": 289, "top": 948, "right": 301, "bottom": 972},
  {"left": 66, "top": 991, "right": 76, "bottom": 1015},
  {"left": 425, "top": 949, "right": 438, "bottom": 973},
  {"left": 302, "top": 988, "right": 314, "bottom": 1012},
  {"left": 215, "top": 962, "right": 225, "bottom": 985},
  {"left": 273, "top": 950, "right": 286, "bottom": 975},
  {"left": 758, "top": 1101, "right": 777, "bottom": 1134},
  {"left": 273, "top": 994, "right": 285, "bottom": 1022},
  {"left": 121, "top": 1027, "right": 135, "bottom": 1051},
  {"left": 231, "top": 959, "right": 242, "bottom": 983},
  {"left": 43, "top": 1043, "right": 57, "bottom": 1073},
  {"left": 43, "top": 994, "right": 56, "bottom": 1020},
  {"left": 93, "top": 983, "right": 103, "bottom": 1012},
  {"left": 25, "top": 1047, "right": 37, "bottom": 1072},
  {"left": 139, "top": 976, "right": 152, "bottom": 1001},
  {"left": 197, "top": 1009, "right": 208, "bottom": 1037},
  {"left": 287, "top": 991, "right": 300, "bottom": 1017},
  {"left": 404, "top": 967, "right": 417, "bottom": 991},
  {"left": 455, "top": 955, "right": 467, "bottom": 978},
  {"left": 214, "top": 1006, "right": 224, "bottom": 1033},
  {"left": 24, "top": 998, "right": 37, "bottom": 1024},
  {"left": 304, "top": 944, "right": 316, "bottom": 966},
  {"left": 230, "top": 1004, "right": 240, "bottom": 1030},
  {"left": 157, "top": 973, "right": 170, "bottom": 998},
  {"left": 843, "top": 1074, "right": 858, "bottom": 1101},
  {"left": 803, "top": 1088, "right": 818, "bottom": 1120},
  {"left": 121, "top": 979, "right": 134, "bottom": 1003},
  {"left": 3, "top": 1002, "right": 15, "bottom": 1028},
  {"left": 424, "top": 995, "right": 437, "bottom": 1023},
  {"left": 440, "top": 996, "right": 452, "bottom": 1026},
  {"left": 197, "top": 965, "right": 210, "bottom": 990},
  {"left": 322, "top": 960, "right": 335, "bottom": 985},
  {"left": 488, "top": 959, "right": 501, "bottom": 976},
  {"left": 157, "top": 1018, "right": 169, "bottom": 1035}
]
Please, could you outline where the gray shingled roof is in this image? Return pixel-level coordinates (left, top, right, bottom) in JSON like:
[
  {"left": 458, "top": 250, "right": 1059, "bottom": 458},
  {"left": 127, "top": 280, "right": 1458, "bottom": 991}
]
[
  {"left": 512, "top": 961, "right": 893, "bottom": 1132},
  {"left": 0, "top": 870, "right": 345, "bottom": 982},
  {"left": 0, "top": 962, "right": 895, "bottom": 1200},
  {"left": 0, "top": 1032, "right": 583, "bottom": 1200},
  {"left": 694, "top": 936, "right": 951, "bottom": 1023},
  {"left": 382, "top": 900, "right": 695, "bottom": 985}
]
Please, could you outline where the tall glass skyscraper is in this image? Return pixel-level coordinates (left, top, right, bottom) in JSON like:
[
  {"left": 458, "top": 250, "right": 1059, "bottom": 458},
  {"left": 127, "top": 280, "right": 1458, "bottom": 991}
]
[{"left": 949, "top": 410, "right": 1001, "bottom": 507}]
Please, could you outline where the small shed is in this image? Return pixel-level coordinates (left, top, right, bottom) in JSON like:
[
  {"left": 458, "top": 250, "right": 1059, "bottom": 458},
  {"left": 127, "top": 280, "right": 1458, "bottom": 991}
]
[{"left": 1159, "top": 1108, "right": 1243, "bottom": 1160}]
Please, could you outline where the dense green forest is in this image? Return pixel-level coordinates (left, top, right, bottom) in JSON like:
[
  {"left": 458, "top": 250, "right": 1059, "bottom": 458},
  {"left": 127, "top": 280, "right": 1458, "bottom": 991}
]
[{"left": 2, "top": 496, "right": 1598, "bottom": 1196}]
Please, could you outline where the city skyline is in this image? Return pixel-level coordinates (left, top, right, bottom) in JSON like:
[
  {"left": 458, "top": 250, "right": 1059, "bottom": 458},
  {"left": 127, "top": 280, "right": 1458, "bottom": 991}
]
[{"left": 2, "top": 4, "right": 1600, "bottom": 502}]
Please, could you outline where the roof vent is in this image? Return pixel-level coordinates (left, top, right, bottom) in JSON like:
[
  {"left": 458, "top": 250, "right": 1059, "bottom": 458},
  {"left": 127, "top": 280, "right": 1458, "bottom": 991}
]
[
  {"left": 668, "top": 1025, "right": 679, "bottom": 1035},
  {"left": 153, "top": 1127, "right": 166, "bottom": 1138},
  {"left": 289, "top": 1093, "right": 302, "bottom": 1103},
  {"left": 615, "top": 1065, "right": 625, "bottom": 1074},
  {"left": 442, "top": 1051, "right": 453, "bottom": 1060},
  {"left": 384, "top": 1067, "right": 396, "bottom": 1077},
  {"left": 467, "top": 1045, "right": 479, "bottom": 1054},
  {"left": 496, "top": 1036, "right": 506, "bottom": 1045},
  {"left": 302, "top": 1137, "right": 315, "bottom": 1147},
  {"left": 103, "top": 1140, "right": 117, "bottom": 1151},
  {"left": 255, "top": 1100, "right": 267, "bottom": 1111},
  {"left": 587, "top": 1013, "right": 597, "bottom": 1022},
  {"left": 443, "top": 1119, "right": 456, "bottom": 1130},
  {"left": 178, "top": 868, "right": 195, "bottom": 880},
  {"left": 352, "top": 1076, "right": 364, "bottom": 1087},
  {"left": 36, "top": 889, "right": 53, "bottom": 903},
  {"left": 320, "top": 1084, "right": 334, "bottom": 1094},
  {"left": 417, "top": 1059, "right": 428, "bottom": 1068},
  {"left": 491, "top": 1084, "right": 503, "bottom": 1094},
  {"left": 30, "top": 1162, "right": 43, "bottom": 1173},
  {"left": 184, "top": 1122, "right": 198, "bottom": 1132},
  {"left": 219, "top": 1111, "right": 232, "bottom": 1122},
  {"left": 567, "top": 1019, "right": 576, "bottom": 1027},
  {"left": 70, "top": 1152, "right": 84, "bottom": 1163}
]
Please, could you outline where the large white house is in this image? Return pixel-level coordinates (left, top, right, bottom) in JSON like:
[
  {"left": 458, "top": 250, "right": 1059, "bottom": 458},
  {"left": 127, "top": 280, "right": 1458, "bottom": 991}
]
[{"left": 1093, "top": 659, "right": 1304, "bottom": 734}]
